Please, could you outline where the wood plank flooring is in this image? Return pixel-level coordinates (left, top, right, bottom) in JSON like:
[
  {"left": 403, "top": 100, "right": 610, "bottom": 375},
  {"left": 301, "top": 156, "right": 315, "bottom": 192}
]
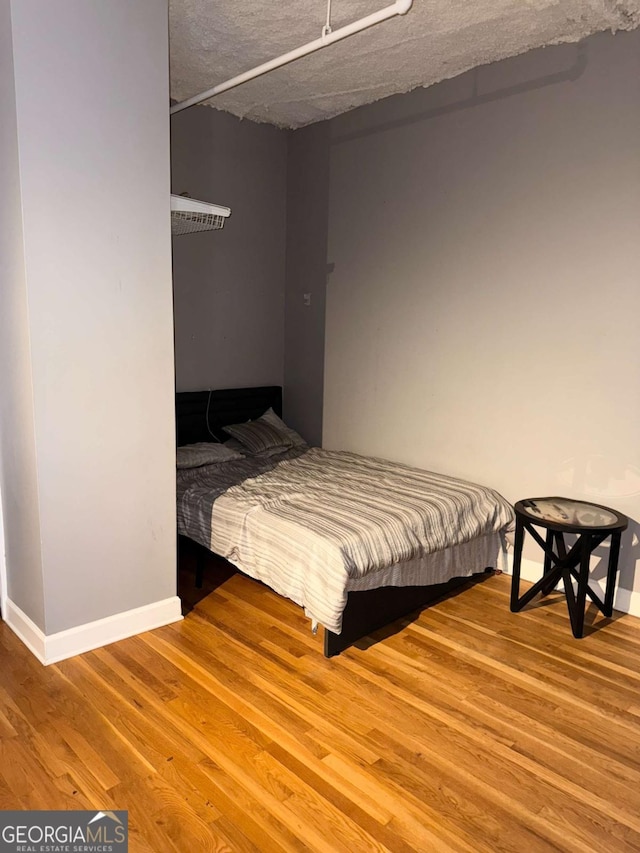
[{"left": 2, "top": 555, "right": 640, "bottom": 851}]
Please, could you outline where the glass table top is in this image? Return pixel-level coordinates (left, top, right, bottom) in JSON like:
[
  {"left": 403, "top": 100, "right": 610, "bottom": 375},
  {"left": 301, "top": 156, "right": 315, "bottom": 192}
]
[{"left": 518, "top": 498, "right": 619, "bottom": 527}]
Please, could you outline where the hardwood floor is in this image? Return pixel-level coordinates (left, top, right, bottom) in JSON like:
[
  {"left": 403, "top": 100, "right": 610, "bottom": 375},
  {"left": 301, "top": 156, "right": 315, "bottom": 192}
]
[{"left": 2, "top": 555, "right": 640, "bottom": 851}]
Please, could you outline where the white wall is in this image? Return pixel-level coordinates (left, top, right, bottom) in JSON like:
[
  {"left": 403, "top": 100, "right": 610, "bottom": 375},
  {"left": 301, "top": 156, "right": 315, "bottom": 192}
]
[
  {"left": 2, "top": 0, "right": 178, "bottom": 644},
  {"left": 0, "top": 0, "right": 45, "bottom": 628},
  {"left": 323, "top": 30, "right": 640, "bottom": 594},
  {"left": 0, "top": 488, "right": 6, "bottom": 620}
]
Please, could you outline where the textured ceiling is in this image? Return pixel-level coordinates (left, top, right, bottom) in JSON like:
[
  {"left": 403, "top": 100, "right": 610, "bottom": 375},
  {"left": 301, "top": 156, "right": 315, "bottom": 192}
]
[{"left": 169, "top": 0, "right": 640, "bottom": 128}]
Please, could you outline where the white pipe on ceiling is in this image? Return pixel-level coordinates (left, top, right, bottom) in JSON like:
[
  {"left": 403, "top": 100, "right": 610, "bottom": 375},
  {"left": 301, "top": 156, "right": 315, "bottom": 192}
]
[{"left": 170, "top": 0, "right": 414, "bottom": 116}]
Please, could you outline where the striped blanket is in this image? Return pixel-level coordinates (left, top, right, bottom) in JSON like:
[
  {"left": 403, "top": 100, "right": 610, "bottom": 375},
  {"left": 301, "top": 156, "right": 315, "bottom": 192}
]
[{"left": 193, "top": 448, "right": 514, "bottom": 633}]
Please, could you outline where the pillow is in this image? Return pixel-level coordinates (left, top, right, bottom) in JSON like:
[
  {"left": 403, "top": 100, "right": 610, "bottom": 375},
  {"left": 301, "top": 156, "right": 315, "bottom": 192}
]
[
  {"left": 222, "top": 419, "right": 293, "bottom": 455},
  {"left": 222, "top": 437, "right": 249, "bottom": 454},
  {"left": 259, "top": 408, "right": 308, "bottom": 448},
  {"left": 176, "top": 442, "right": 244, "bottom": 469}
]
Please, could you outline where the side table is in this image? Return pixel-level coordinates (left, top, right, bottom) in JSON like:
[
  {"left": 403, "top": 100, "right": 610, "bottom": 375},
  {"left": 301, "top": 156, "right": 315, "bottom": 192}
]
[{"left": 510, "top": 497, "right": 628, "bottom": 638}]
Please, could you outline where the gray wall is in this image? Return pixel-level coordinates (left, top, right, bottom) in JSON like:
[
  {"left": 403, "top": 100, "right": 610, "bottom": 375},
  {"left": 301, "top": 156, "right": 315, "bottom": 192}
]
[
  {"left": 284, "top": 124, "right": 331, "bottom": 446},
  {"left": 321, "top": 29, "right": 640, "bottom": 592},
  {"left": 170, "top": 29, "right": 640, "bottom": 602},
  {"left": 171, "top": 107, "right": 287, "bottom": 392},
  {"left": 1, "top": 0, "right": 177, "bottom": 634}
]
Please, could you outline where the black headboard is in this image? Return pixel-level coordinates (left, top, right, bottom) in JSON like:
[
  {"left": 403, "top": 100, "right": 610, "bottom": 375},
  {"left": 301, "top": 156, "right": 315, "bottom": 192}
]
[{"left": 175, "top": 386, "right": 283, "bottom": 446}]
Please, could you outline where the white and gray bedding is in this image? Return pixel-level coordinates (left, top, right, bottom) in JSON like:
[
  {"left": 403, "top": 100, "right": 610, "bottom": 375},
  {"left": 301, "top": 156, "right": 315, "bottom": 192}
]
[
  {"left": 177, "top": 445, "right": 307, "bottom": 547},
  {"left": 177, "top": 446, "right": 514, "bottom": 634}
]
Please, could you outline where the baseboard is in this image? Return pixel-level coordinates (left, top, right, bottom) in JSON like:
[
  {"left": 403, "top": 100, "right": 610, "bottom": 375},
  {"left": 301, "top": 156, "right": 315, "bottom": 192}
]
[
  {"left": 4, "top": 600, "right": 46, "bottom": 663},
  {"left": 5, "top": 596, "right": 183, "bottom": 665},
  {"left": 502, "top": 552, "right": 640, "bottom": 619}
]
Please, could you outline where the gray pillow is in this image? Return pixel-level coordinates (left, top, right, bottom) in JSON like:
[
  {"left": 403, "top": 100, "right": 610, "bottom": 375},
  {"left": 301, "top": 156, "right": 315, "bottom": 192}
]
[
  {"left": 260, "top": 408, "right": 308, "bottom": 448},
  {"left": 176, "top": 442, "right": 244, "bottom": 469},
  {"left": 222, "top": 437, "right": 249, "bottom": 454},
  {"left": 222, "top": 420, "right": 293, "bottom": 455}
]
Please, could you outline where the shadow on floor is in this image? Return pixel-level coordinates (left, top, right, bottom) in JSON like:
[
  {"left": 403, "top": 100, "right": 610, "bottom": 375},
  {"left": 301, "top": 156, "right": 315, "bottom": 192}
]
[
  {"left": 177, "top": 536, "right": 237, "bottom": 615},
  {"left": 351, "top": 569, "right": 498, "bottom": 652}
]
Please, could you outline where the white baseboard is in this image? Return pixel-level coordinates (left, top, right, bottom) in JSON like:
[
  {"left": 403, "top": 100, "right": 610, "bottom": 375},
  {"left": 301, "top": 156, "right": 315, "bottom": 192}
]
[
  {"left": 5, "top": 596, "right": 183, "bottom": 665},
  {"left": 502, "top": 552, "right": 640, "bottom": 619}
]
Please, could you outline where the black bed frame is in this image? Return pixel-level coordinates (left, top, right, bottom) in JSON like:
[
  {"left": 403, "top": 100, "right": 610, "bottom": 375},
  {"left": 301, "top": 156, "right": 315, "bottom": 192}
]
[{"left": 176, "top": 385, "right": 479, "bottom": 657}]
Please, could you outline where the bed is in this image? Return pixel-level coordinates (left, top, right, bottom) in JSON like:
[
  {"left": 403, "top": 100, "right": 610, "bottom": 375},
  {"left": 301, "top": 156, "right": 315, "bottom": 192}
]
[{"left": 176, "top": 386, "right": 515, "bottom": 656}]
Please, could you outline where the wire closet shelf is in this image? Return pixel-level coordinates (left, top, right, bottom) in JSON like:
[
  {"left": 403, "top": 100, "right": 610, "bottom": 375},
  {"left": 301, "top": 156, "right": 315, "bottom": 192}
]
[{"left": 170, "top": 194, "right": 231, "bottom": 236}]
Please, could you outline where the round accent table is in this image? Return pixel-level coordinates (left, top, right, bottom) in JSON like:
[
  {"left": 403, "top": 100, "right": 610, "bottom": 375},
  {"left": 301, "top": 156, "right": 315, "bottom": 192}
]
[{"left": 510, "top": 497, "right": 628, "bottom": 638}]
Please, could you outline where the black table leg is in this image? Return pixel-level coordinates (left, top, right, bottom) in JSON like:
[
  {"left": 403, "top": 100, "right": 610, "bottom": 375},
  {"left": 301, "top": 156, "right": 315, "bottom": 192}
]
[
  {"left": 540, "top": 528, "right": 558, "bottom": 596},
  {"left": 604, "top": 530, "right": 622, "bottom": 617},
  {"left": 564, "top": 533, "right": 591, "bottom": 639},
  {"left": 510, "top": 516, "right": 525, "bottom": 612},
  {"left": 575, "top": 533, "right": 593, "bottom": 638}
]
